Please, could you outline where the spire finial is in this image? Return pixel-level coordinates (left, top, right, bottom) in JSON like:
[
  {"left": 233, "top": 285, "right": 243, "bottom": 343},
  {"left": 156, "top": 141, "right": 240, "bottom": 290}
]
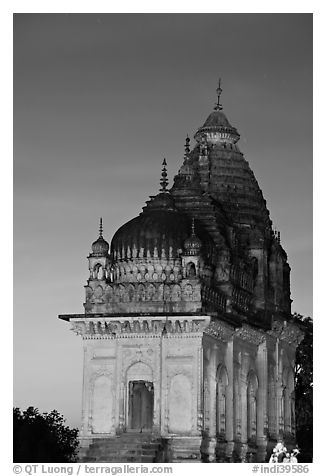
[
  {"left": 214, "top": 78, "right": 223, "bottom": 111},
  {"left": 184, "top": 135, "right": 190, "bottom": 157},
  {"left": 160, "top": 158, "right": 168, "bottom": 192},
  {"left": 191, "top": 217, "right": 195, "bottom": 235},
  {"left": 99, "top": 217, "right": 103, "bottom": 237}
]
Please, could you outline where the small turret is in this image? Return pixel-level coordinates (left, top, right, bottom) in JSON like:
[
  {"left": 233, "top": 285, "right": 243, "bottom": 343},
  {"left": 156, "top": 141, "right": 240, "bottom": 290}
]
[
  {"left": 182, "top": 218, "right": 202, "bottom": 279},
  {"left": 184, "top": 218, "right": 202, "bottom": 256},
  {"left": 91, "top": 218, "right": 110, "bottom": 257},
  {"left": 88, "top": 218, "right": 110, "bottom": 281}
]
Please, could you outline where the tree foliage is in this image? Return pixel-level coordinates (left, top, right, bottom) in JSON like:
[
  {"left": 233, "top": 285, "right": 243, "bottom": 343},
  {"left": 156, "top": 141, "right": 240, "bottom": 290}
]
[
  {"left": 13, "top": 407, "right": 79, "bottom": 462},
  {"left": 293, "top": 313, "right": 313, "bottom": 462}
]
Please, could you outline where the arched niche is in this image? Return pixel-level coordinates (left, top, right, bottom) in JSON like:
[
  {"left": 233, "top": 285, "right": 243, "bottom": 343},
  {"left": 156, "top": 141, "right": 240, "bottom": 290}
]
[
  {"left": 91, "top": 374, "right": 113, "bottom": 434},
  {"left": 126, "top": 361, "right": 153, "bottom": 382},
  {"left": 85, "top": 286, "right": 93, "bottom": 301},
  {"left": 93, "top": 262, "right": 105, "bottom": 280},
  {"left": 168, "top": 374, "right": 192, "bottom": 434},
  {"left": 94, "top": 285, "right": 104, "bottom": 302},
  {"left": 163, "top": 285, "right": 171, "bottom": 301},
  {"left": 171, "top": 284, "right": 181, "bottom": 301},
  {"left": 127, "top": 283, "right": 135, "bottom": 301},
  {"left": 147, "top": 283, "right": 156, "bottom": 301},
  {"left": 104, "top": 285, "right": 113, "bottom": 302},
  {"left": 186, "top": 261, "right": 196, "bottom": 278},
  {"left": 137, "top": 284, "right": 146, "bottom": 302},
  {"left": 184, "top": 283, "right": 193, "bottom": 300}
]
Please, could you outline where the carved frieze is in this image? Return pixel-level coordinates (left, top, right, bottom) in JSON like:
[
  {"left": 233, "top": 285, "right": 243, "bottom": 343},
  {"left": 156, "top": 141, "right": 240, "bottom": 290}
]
[
  {"left": 71, "top": 322, "right": 86, "bottom": 336},
  {"left": 70, "top": 315, "right": 210, "bottom": 339}
]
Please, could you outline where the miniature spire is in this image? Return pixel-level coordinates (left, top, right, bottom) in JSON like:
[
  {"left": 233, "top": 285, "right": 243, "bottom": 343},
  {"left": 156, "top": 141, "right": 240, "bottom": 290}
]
[
  {"left": 91, "top": 217, "right": 109, "bottom": 256},
  {"left": 99, "top": 217, "right": 103, "bottom": 237},
  {"left": 160, "top": 158, "right": 169, "bottom": 193},
  {"left": 191, "top": 217, "right": 195, "bottom": 235},
  {"left": 184, "top": 135, "right": 190, "bottom": 157},
  {"left": 183, "top": 217, "right": 202, "bottom": 256},
  {"left": 214, "top": 78, "right": 223, "bottom": 111}
]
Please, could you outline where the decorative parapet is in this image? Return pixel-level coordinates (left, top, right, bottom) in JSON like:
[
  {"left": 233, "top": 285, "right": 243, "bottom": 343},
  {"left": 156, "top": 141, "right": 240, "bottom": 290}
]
[
  {"left": 201, "top": 285, "right": 227, "bottom": 312},
  {"left": 204, "top": 320, "right": 235, "bottom": 343},
  {"left": 267, "top": 319, "right": 304, "bottom": 347},
  {"left": 84, "top": 281, "right": 202, "bottom": 314},
  {"left": 232, "top": 287, "right": 252, "bottom": 313},
  {"left": 70, "top": 315, "right": 211, "bottom": 339}
]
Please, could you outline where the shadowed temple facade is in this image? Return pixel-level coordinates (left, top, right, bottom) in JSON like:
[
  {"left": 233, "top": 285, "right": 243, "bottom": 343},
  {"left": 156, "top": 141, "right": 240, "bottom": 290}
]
[{"left": 59, "top": 83, "right": 303, "bottom": 463}]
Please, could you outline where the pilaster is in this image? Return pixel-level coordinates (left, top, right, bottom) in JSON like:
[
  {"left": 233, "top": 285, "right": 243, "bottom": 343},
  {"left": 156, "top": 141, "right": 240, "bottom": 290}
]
[
  {"left": 225, "top": 338, "right": 235, "bottom": 461},
  {"left": 256, "top": 340, "right": 268, "bottom": 462}
]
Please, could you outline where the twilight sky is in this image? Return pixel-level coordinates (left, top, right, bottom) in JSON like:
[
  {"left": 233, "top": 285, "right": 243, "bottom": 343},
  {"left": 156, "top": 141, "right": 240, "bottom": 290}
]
[{"left": 14, "top": 13, "right": 312, "bottom": 428}]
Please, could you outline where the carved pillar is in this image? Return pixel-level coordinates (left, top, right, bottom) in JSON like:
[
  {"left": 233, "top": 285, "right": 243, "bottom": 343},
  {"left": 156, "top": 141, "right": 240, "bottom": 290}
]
[
  {"left": 239, "top": 352, "right": 250, "bottom": 461},
  {"left": 152, "top": 340, "right": 161, "bottom": 436},
  {"left": 256, "top": 340, "right": 268, "bottom": 462},
  {"left": 80, "top": 344, "right": 88, "bottom": 436},
  {"left": 197, "top": 342, "right": 204, "bottom": 435},
  {"left": 276, "top": 342, "right": 284, "bottom": 438},
  {"left": 267, "top": 360, "right": 277, "bottom": 440},
  {"left": 115, "top": 340, "right": 123, "bottom": 434},
  {"left": 234, "top": 363, "right": 241, "bottom": 442},
  {"left": 207, "top": 370, "right": 217, "bottom": 461},
  {"left": 204, "top": 321, "right": 235, "bottom": 461},
  {"left": 202, "top": 344, "right": 217, "bottom": 462},
  {"left": 117, "top": 381, "right": 125, "bottom": 433},
  {"left": 160, "top": 332, "right": 167, "bottom": 436},
  {"left": 225, "top": 338, "right": 235, "bottom": 461}
]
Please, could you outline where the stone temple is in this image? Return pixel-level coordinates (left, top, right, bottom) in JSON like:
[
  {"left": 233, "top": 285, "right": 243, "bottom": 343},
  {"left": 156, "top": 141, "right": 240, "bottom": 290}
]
[{"left": 59, "top": 83, "right": 303, "bottom": 463}]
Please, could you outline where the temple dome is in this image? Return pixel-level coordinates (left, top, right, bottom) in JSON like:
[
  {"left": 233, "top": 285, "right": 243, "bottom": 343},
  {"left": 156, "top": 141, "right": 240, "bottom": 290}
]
[
  {"left": 194, "top": 109, "right": 240, "bottom": 144},
  {"left": 110, "top": 192, "right": 190, "bottom": 261},
  {"left": 202, "top": 110, "right": 233, "bottom": 128}
]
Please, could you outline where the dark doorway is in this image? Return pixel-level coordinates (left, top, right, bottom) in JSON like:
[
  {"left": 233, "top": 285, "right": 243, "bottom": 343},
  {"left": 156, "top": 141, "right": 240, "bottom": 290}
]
[{"left": 128, "top": 380, "right": 154, "bottom": 431}]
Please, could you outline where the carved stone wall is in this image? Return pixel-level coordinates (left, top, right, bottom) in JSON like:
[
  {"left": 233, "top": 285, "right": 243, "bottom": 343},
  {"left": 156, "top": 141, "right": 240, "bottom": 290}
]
[{"left": 77, "top": 315, "right": 209, "bottom": 439}]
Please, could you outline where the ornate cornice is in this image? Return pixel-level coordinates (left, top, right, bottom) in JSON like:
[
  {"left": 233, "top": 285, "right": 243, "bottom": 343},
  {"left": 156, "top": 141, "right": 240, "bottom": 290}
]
[
  {"left": 267, "top": 319, "right": 304, "bottom": 347},
  {"left": 204, "top": 320, "right": 235, "bottom": 343},
  {"left": 70, "top": 315, "right": 210, "bottom": 339},
  {"left": 234, "top": 324, "right": 266, "bottom": 346}
]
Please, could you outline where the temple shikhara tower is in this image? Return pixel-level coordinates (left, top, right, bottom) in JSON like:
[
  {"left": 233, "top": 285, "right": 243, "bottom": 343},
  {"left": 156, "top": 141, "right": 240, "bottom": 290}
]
[{"left": 59, "top": 83, "right": 303, "bottom": 463}]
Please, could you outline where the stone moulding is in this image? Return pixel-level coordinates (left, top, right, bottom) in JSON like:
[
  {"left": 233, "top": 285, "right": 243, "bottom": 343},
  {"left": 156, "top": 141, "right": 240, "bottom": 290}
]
[{"left": 70, "top": 315, "right": 211, "bottom": 339}]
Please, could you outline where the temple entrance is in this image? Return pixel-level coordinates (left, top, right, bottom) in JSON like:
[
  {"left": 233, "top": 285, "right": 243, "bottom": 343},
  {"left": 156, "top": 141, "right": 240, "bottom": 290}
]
[{"left": 128, "top": 380, "right": 154, "bottom": 431}]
